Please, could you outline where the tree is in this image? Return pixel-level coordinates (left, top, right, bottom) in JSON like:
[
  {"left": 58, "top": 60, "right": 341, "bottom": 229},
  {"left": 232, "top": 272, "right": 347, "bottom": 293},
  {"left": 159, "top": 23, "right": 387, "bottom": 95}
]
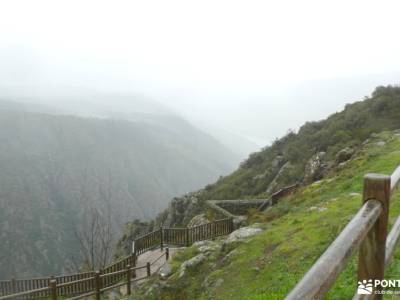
[{"left": 74, "top": 206, "right": 113, "bottom": 271}]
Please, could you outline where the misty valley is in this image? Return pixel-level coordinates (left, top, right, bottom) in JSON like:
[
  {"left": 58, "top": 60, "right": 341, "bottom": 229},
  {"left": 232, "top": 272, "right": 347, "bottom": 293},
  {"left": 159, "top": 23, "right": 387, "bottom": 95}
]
[{"left": 2, "top": 1, "right": 400, "bottom": 299}]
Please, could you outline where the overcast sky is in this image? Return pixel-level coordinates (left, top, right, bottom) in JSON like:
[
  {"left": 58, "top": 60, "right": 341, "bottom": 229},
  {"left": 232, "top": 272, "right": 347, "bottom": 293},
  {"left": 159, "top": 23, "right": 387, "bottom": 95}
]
[{"left": 1, "top": 0, "right": 400, "bottom": 146}]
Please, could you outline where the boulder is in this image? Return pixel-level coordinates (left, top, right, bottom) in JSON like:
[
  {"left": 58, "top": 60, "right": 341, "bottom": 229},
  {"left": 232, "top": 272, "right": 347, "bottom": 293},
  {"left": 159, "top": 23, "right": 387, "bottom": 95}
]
[
  {"left": 308, "top": 206, "right": 327, "bottom": 212},
  {"left": 335, "top": 147, "right": 354, "bottom": 163},
  {"left": 158, "top": 263, "right": 172, "bottom": 279},
  {"left": 193, "top": 240, "right": 220, "bottom": 254},
  {"left": 179, "top": 254, "right": 207, "bottom": 278},
  {"left": 376, "top": 141, "right": 386, "bottom": 147},
  {"left": 187, "top": 214, "right": 209, "bottom": 227},
  {"left": 203, "top": 276, "right": 224, "bottom": 289},
  {"left": 224, "top": 226, "right": 263, "bottom": 244}
]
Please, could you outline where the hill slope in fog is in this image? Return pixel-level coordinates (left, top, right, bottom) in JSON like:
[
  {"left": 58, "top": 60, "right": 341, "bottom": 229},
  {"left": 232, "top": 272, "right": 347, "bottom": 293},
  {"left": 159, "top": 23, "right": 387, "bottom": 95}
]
[{"left": 0, "top": 98, "right": 239, "bottom": 279}]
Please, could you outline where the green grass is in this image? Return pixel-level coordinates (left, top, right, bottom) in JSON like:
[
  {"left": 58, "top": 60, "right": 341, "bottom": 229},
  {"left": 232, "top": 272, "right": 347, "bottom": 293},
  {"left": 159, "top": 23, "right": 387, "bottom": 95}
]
[{"left": 129, "top": 131, "right": 400, "bottom": 300}]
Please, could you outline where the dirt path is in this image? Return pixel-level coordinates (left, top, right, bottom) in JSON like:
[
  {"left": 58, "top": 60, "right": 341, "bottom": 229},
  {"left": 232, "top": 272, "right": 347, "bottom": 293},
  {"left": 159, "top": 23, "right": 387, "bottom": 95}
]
[{"left": 134, "top": 247, "right": 181, "bottom": 282}]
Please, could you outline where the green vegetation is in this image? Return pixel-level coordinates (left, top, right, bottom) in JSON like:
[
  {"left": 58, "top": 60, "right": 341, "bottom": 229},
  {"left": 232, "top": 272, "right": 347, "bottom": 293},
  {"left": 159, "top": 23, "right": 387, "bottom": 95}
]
[
  {"left": 200, "top": 85, "right": 400, "bottom": 200},
  {"left": 131, "top": 130, "right": 400, "bottom": 299}
]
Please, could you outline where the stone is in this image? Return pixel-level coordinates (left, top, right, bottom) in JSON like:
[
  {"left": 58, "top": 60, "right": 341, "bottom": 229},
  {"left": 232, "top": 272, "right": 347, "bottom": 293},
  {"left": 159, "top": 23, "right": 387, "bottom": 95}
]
[
  {"left": 335, "top": 147, "right": 354, "bottom": 164},
  {"left": 224, "top": 226, "right": 263, "bottom": 244},
  {"left": 158, "top": 263, "right": 172, "bottom": 279},
  {"left": 221, "top": 249, "right": 238, "bottom": 265},
  {"left": 193, "top": 240, "right": 220, "bottom": 254},
  {"left": 233, "top": 216, "right": 247, "bottom": 229},
  {"left": 179, "top": 254, "right": 207, "bottom": 278},
  {"left": 376, "top": 141, "right": 386, "bottom": 147},
  {"left": 349, "top": 192, "right": 361, "bottom": 197},
  {"left": 308, "top": 206, "right": 327, "bottom": 212},
  {"left": 108, "top": 290, "right": 120, "bottom": 300},
  {"left": 187, "top": 214, "right": 209, "bottom": 227},
  {"left": 202, "top": 276, "right": 224, "bottom": 289},
  {"left": 214, "top": 278, "right": 224, "bottom": 287}
]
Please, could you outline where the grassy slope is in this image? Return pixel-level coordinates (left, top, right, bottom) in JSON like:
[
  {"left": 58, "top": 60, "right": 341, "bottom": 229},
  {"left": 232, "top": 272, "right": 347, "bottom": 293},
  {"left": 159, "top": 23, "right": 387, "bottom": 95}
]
[{"left": 136, "top": 130, "right": 400, "bottom": 299}]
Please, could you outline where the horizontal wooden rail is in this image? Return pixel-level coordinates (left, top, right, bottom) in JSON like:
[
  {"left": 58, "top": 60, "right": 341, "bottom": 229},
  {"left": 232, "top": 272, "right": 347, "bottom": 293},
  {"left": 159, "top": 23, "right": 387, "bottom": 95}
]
[
  {"left": 150, "top": 252, "right": 167, "bottom": 266},
  {"left": 391, "top": 165, "right": 400, "bottom": 194},
  {"left": 99, "top": 269, "right": 126, "bottom": 279},
  {"left": 286, "top": 199, "right": 382, "bottom": 300},
  {"left": 385, "top": 216, "right": 400, "bottom": 268},
  {"left": 287, "top": 168, "right": 400, "bottom": 299},
  {"left": 65, "top": 290, "right": 95, "bottom": 300},
  {"left": 56, "top": 277, "right": 93, "bottom": 289},
  {"left": 134, "top": 218, "right": 234, "bottom": 254},
  {"left": 0, "top": 286, "right": 50, "bottom": 300}
]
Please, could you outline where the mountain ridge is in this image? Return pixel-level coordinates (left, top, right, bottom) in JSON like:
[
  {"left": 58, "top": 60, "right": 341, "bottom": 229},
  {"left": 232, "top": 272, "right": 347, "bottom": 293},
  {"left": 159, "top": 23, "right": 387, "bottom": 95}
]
[{"left": 0, "top": 101, "right": 239, "bottom": 279}]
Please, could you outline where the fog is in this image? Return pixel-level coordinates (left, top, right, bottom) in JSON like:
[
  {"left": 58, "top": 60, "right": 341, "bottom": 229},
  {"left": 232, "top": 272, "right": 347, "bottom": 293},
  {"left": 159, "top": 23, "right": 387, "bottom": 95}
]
[{"left": 1, "top": 0, "right": 400, "bottom": 152}]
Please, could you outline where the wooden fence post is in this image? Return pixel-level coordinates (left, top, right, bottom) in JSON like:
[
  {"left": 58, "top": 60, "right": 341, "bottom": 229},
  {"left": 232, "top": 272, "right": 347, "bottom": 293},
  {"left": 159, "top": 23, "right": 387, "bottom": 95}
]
[
  {"left": 11, "top": 278, "right": 16, "bottom": 294},
  {"left": 166, "top": 247, "right": 169, "bottom": 261},
  {"left": 146, "top": 262, "right": 151, "bottom": 277},
  {"left": 160, "top": 227, "right": 164, "bottom": 251},
  {"left": 212, "top": 221, "right": 216, "bottom": 239},
  {"left": 94, "top": 271, "right": 101, "bottom": 300},
  {"left": 186, "top": 228, "right": 190, "bottom": 247},
  {"left": 126, "top": 264, "right": 131, "bottom": 295},
  {"left": 358, "top": 173, "right": 391, "bottom": 299},
  {"left": 49, "top": 279, "right": 57, "bottom": 300},
  {"left": 132, "top": 253, "right": 137, "bottom": 278}
]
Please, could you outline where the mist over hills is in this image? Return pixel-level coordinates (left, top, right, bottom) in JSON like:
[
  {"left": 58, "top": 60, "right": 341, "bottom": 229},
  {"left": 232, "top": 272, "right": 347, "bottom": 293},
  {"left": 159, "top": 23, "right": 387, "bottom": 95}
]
[{"left": 0, "top": 95, "right": 240, "bottom": 279}]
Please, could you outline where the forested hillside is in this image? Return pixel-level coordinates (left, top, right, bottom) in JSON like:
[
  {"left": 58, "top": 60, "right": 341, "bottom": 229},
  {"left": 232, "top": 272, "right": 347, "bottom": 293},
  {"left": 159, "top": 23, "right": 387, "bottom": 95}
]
[
  {"left": 118, "top": 85, "right": 400, "bottom": 250},
  {"left": 0, "top": 103, "right": 239, "bottom": 279},
  {"left": 119, "top": 85, "right": 400, "bottom": 299}
]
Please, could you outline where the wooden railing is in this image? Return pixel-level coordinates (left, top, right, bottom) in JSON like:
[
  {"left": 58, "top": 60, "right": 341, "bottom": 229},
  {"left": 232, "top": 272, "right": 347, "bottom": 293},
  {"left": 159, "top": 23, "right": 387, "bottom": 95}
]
[
  {"left": 0, "top": 218, "right": 234, "bottom": 300},
  {"left": 286, "top": 166, "right": 400, "bottom": 300},
  {"left": 134, "top": 217, "right": 234, "bottom": 255},
  {"left": 0, "top": 249, "right": 170, "bottom": 300}
]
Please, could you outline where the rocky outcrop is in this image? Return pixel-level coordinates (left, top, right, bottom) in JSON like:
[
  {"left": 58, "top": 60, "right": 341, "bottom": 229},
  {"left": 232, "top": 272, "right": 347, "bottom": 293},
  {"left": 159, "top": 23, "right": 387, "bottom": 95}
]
[
  {"left": 252, "top": 155, "right": 285, "bottom": 182},
  {"left": 158, "top": 192, "right": 204, "bottom": 228},
  {"left": 193, "top": 240, "right": 221, "bottom": 254},
  {"left": 179, "top": 254, "right": 207, "bottom": 278},
  {"left": 266, "top": 162, "right": 295, "bottom": 194},
  {"left": 187, "top": 214, "right": 209, "bottom": 227},
  {"left": 116, "top": 193, "right": 205, "bottom": 257},
  {"left": 304, "top": 152, "right": 328, "bottom": 183},
  {"left": 115, "top": 220, "right": 154, "bottom": 257},
  {"left": 335, "top": 147, "right": 354, "bottom": 163}
]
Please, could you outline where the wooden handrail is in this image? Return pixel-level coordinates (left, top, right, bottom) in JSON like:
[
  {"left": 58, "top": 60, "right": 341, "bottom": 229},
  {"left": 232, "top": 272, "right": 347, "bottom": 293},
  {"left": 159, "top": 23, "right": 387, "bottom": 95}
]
[
  {"left": 285, "top": 200, "right": 382, "bottom": 300},
  {"left": 1, "top": 218, "right": 233, "bottom": 299},
  {"left": 56, "top": 276, "right": 94, "bottom": 289},
  {"left": 391, "top": 165, "right": 400, "bottom": 194},
  {"left": 385, "top": 216, "right": 400, "bottom": 268},
  {"left": 0, "top": 286, "right": 50, "bottom": 300},
  {"left": 287, "top": 167, "right": 400, "bottom": 299}
]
